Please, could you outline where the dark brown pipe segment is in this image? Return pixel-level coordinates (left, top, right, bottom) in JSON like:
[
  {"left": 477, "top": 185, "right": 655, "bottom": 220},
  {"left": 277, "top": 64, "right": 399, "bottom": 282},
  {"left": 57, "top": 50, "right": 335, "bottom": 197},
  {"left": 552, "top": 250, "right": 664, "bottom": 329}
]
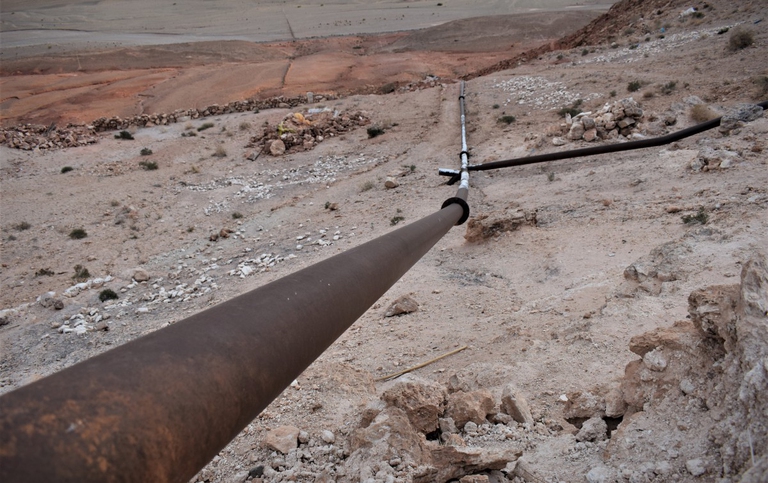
[
  {"left": 441, "top": 99, "right": 768, "bottom": 183},
  {"left": 0, "top": 193, "right": 466, "bottom": 483}
]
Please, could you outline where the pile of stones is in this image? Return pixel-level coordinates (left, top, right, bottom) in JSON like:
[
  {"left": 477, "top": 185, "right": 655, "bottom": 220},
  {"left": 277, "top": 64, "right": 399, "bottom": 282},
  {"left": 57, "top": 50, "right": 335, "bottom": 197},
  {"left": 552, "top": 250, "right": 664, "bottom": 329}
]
[
  {"left": 90, "top": 94, "right": 334, "bottom": 132},
  {"left": 0, "top": 123, "right": 98, "bottom": 151},
  {"left": 561, "top": 97, "right": 645, "bottom": 143},
  {"left": 248, "top": 110, "right": 371, "bottom": 157},
  {"left": 0, "top": 93, "right": 336, "bottom": 151}
]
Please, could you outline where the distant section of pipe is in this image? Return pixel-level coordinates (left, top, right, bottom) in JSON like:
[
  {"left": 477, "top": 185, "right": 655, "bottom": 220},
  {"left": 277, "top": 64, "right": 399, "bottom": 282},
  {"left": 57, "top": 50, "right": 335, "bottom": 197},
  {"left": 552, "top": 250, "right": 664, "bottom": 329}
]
[
  {"left": 458, "top": 81, "right": 470, "bottom": 190},
  {"left": 440, "top": 100, "right": 768, "bottom": 182},
  {"left": 439, "top": 81, "right": 471, "bottom": 224},
  {"left": 0, "top": 84, "right": 474, "bottom": 483}
]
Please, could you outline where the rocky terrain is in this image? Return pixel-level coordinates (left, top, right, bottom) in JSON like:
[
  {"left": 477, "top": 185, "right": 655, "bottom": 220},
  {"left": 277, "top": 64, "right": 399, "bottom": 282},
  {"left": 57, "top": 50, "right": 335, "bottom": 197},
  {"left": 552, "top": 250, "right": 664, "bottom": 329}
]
[{"left": 1, "top": 0, "right": 767, "bottom": 482}]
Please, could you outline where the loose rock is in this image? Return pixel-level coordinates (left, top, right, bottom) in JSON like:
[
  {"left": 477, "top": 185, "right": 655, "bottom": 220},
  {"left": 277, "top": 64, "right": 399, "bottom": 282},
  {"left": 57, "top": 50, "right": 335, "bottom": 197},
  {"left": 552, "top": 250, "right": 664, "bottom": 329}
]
[
  {"left": 133, "top": 268, "right": 150, "bottom": 282},
  {"left": 500, "top": 385, "right": 534, "bottom": 426},
  {"left": 384, "top": 295, "right": 419, "bottom": 317},
  {"left": 685, "top": 458, "right": 707, "bottom": 476},
  {"left": 445, "top": 389, "right": 495, "bottom": 428},
  {"left": 575, "top": 416, "right": 608, "bottom": 442},
  {"left": 269, "top": 139, "right": 286, "bottom": 156},
  {"left": 264, "top": 425, "right": 300, "bottom": 454},
  {"left": 381, "top": 375, "right": 446, "bottom": 433},
  {"left": 320, "top": 429, "right": 336, "bottom": 444}
]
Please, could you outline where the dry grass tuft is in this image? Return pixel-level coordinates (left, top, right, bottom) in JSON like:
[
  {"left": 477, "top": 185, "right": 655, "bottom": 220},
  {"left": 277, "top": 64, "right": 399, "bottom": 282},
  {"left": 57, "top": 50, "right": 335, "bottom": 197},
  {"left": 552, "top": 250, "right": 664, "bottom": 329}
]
[
  {"left": 690, "top": 104, "right": 718, "bottom": 123},
  {"left": 728, "top": 27, "right": 754, "bottom": 51}
]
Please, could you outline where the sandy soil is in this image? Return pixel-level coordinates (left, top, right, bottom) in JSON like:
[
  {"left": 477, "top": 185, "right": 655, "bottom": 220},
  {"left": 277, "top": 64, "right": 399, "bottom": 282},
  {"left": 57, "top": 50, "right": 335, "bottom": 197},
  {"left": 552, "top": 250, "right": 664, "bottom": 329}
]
[{"left": 1, "top": 0, "right": 768, "bottom": 482}]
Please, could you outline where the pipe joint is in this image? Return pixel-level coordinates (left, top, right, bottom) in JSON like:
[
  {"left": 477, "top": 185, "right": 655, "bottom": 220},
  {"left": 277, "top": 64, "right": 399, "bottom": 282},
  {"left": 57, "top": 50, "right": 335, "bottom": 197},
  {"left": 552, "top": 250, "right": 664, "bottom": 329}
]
[{"left": 441, "top": 196, "right": 470, "bottom": 225}]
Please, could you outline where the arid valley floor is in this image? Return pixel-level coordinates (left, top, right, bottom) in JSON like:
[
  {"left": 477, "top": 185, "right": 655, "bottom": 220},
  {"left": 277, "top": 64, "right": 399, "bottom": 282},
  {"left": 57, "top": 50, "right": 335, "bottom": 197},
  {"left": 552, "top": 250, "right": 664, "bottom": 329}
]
[{"left": 1, "top": 1, "right": 768, "bottom": 482}]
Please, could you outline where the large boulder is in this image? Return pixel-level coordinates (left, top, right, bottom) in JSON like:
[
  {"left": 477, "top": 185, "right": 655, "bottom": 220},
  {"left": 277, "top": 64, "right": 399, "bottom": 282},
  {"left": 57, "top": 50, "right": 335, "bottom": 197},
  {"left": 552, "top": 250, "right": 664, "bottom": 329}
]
[
  {"left": 445, "top": 390, "right": 495, "bottom": 428},
  {"left": 380, "top": 375, "right": 447, "bottom": 433}
]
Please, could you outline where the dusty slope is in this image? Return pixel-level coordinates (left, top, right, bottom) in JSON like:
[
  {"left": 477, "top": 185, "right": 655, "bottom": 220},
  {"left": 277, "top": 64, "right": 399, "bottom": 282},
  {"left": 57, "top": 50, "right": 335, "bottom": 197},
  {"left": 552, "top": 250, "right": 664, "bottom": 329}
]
[
  {"left": 0, "top": 10, "right": 603, "bottom": 127},
  {"left": 1, "top": 1, "right": 768, "bottom": 483}
]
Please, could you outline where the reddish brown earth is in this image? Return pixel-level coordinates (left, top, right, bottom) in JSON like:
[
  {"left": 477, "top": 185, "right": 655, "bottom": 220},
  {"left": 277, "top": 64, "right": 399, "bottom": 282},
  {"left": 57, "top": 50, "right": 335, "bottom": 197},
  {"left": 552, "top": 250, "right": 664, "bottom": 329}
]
[{"left": 0, "top": 11, "right": 602, "bottom": 127}]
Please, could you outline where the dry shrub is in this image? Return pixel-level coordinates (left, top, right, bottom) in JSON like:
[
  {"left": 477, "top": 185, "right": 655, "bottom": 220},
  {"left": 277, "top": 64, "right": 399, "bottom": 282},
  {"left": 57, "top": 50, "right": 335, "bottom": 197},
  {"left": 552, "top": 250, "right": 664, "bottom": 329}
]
[
  {"left": 754, "top": 76, "right": 768, "bottom": 100},
  {"left": 213, "top": 145, "right": 227, "bottom": 158},
  {"left": 728, "top": 27, "right": 754, "bottom": 51},
  {"left": 690, "top": 104, "right": 718, "bottom": 123}
]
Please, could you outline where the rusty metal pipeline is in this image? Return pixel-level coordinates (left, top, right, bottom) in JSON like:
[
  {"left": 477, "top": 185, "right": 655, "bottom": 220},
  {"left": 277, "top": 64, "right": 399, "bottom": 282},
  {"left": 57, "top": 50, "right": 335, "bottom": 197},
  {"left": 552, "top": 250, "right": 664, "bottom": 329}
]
[
  {"left": 439, "top": 99, "right": 768, "bottom": 183},
  {"left": 0, "top": 89, "right": 472, "bottom": 483}
]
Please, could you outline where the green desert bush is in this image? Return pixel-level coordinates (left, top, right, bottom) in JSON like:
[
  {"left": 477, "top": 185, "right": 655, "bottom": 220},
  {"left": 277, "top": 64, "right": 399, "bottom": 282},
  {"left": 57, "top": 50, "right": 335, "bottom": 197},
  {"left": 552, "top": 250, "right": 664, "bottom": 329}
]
[
  {"left": 627, "top": 80, "right": 642, "bottom": 92},
  {"left": 115, "top": 130, "right": 134, "bottom": 140},
  {"left": 69, "top": 228, "right": 87, "bottom": 239}
]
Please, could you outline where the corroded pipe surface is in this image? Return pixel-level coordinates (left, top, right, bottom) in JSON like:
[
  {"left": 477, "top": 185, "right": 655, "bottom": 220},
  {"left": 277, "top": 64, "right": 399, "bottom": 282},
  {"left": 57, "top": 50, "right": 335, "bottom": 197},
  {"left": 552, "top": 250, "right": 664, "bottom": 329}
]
[{"left": 0, "top": 201, "right": 465, "bottom": 483}]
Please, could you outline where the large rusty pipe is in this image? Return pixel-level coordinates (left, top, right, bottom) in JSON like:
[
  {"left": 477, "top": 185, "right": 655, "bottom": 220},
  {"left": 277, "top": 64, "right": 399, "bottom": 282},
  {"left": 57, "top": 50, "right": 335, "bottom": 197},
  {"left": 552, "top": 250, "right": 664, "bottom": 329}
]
[{"left": 0, "top": 193, "right": 468, "bottom": 483}]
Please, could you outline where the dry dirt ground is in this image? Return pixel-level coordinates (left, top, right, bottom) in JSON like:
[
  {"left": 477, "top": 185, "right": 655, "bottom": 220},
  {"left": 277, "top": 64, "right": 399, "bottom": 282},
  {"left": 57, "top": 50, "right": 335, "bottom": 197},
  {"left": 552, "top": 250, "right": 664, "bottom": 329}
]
[
  {"left": 0, "top": 8, "right": 606, "bottom": 126},
  {"left": 2, "top": 1, "right": 768, "bottom": 482}
]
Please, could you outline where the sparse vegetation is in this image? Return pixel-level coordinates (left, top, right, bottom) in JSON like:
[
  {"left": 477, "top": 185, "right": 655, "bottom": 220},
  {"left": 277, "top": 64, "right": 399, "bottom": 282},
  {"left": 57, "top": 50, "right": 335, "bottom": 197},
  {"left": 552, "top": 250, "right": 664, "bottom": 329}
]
[
  {"left": 717, "top": 27, "right": 730, "bottom": 35},
  {"left": 547, "top": 172, "right": 556, "bottom": 182},
  {"left": 99, "top": 289, "right": 119, "bottom": 302},
  {"left": 140, "top": 147, "right": 153, "bottom": 156},
  {"left": 558, "top": 99, "right": 583, "bottom": 118},
  {"left": 213, "top": 145, "right": 227, "bottom": 158},
  {"left": 110, "top": 200, "right": 120, "bottom": 207},
  {"left": 360, "top": 180, "right": 375, "bottom": 192},
  {"left": 753, "top": 76, "right": 768, "bottom": 100},
  {"left": 35, "top": 268, "right": 54, "bottom": 277},
  {"left": 69, "top": 228, "right": 88, "bottom": 239},
  {"left": 728, "top": 27, "right": 754, "bottom": 51},
  {"left": 627, "top": 80, "right": 642, "bottom": 92},
  {"left": 232, "top": 212, "right": 243, "bottom": 219},
  {"left": 661, "top": 81, "right": 677, "bottom": 95},
  {"left": 390, "top": 216, "right": 405, "bottom": 226},
  {"left": 61, "top": 166, "right": 74, "bottom": 174},
  {"left": 492, "top": 104, "right": 500, "bottom": 109},
  {"left": 139, "top": 160, "right": 158, "bottom": 170},
  {"left": 682, "top": 208, "right": 709, "bottom": 225},
  {"left": 197, "top": 122, "right": 215, "bottom": 132},
  {"left": 72, "top": 264, "right": 90, "bottom": 281},
  {"left": 380, "top": 83, "right": 396, "bottom": 94},
  {"left": 367, "top": 126, "right": 385, "bottom": 138},
  {"left": 498, "top": 115, "right": 516, "bottom": 125},
  {"left": 690, "top": 104, "right": 719, "bottom": 123},
  {"left": 610, "top": 90, "right": 617, "bottom": 97},
  {"left": 181, "top": 131, "right": 197, "bottom": 137},
  {"left": 628, "top": 44, "right": 639, "bottom": 50},
  {"left": 115, "top": 130, "right": 134, "bottom": 140},
  {"left": 643, "top": 91, "right": 655, "bottom": 99},
  {"left": 581, "top": 49, "right": 589, "bottom": 56},
  {"left": 14, "top": 221, "right": 31, "bottom": 231},
  {"left": 239, "top": 121, "right": 251, "bottom": 131}
]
